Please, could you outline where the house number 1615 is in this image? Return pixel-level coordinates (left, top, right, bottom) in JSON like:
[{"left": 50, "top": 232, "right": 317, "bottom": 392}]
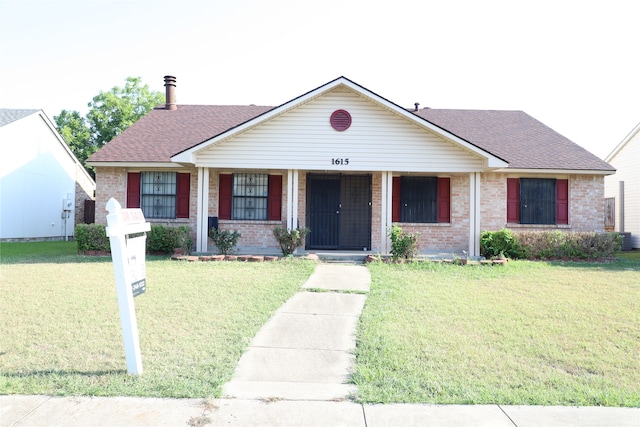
[{"left": 332, "top": 158, "right": 349, "bottom": 165}]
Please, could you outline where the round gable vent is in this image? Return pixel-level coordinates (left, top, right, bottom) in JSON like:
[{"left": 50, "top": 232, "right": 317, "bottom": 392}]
[{"left": 330, "top": 109, "right": 352, "bottom": 131}]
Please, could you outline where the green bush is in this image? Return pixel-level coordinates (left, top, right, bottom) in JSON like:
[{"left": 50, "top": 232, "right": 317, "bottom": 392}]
[
  {"left": 388, "top": 225, "right": 419, "bottom": 260},
  {"left": 273, "top": 226, "right": 310, "bottom": 256},
  {"left": 517, "top": 230, "right": 622, "bottom": 259},
  {"left": 209, "top": 228, "right": 241, "bottom": 255},
  {"left": 75, "top": 224, "right": 110, "bottom": 253},
  {"left": 147, "top": 225, "right": 192, "bottom": 255},
  {"left": 481, "top": 229, "right": 623, "bottom": 260},
  {"left": 480, "top": 228, "right": 527, "bottom": 259}
]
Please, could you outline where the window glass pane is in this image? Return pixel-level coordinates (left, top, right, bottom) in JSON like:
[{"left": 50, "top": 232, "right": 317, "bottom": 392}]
[
  {"left": 232, "top": 173, "right": 268, "bottom": 220},
  {"left": 400, "top": 177, "right": 437, "bottom": 223},
  {"left": 520, "top": 178, "right": 555, "bottom": 224},
  {"left": 141, "top": 172, "right": 177, "bottom": 219}
]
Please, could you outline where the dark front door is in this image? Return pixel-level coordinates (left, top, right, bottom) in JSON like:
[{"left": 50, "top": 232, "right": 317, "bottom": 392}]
[{"left": 306, "top": 174, "right": 371, "bottom": 250}]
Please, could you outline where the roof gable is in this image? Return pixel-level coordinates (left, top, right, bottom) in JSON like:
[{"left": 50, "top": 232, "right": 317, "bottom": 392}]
[
  {"left": 187, "top": 85, "right": 491, "bottom": 172},
  {"left": 171, "top": 77, "right": 506, "bottom": 168}
]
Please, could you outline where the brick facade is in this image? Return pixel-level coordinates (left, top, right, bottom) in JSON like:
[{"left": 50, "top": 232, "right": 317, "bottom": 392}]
[
  {"left": 95, "top": 167, "right": 606, "bottom": 254},
  {"left": 480, "top": 172, "right": 605, "bottom": 233}
]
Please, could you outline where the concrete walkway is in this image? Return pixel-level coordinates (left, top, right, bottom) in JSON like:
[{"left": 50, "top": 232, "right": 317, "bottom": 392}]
[
  {"left": 222, "top": 263, "right": 370, "bottom": 401},
  {"left": 2, "top": 263, "right": 639, "bottom": 426}
]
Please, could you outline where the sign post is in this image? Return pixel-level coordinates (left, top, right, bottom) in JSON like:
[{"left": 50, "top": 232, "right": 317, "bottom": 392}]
[{"left": 105, "top": 198, "right": 150, "bottom": 375}]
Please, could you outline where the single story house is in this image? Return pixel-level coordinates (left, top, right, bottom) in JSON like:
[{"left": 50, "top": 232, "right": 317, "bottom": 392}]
[
  {"left": 605, "top": 121, "right": 640, "bottom": 249},
  {"left": 87, "top": 76, "right": 614, "bottom": 256},
  {"left": 0, "top": 109, "right": 95, "bottom": 241}
]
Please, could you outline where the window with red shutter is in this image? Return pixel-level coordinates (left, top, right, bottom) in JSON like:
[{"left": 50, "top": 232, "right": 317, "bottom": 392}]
[
  {"left": 268, "top": 175, "right": 282, "bottom": 220},
  {"left": 218, "top": 174, "right": 232, "bottom": 220},
  {"left": 126, "top": 172, "right": 141, "bottom": 208},
  {"left": 506, "top": 178, "right": 520, "bottom": 223},
  {"left": 437, "top": 177, "right": 450, "bottom": 223},
  {"left": 556, "top": 179, "right": 569, "bottom": 225},
  {"left": 392, "top": 176, "right": 401, "bottom": 222},
  {"left": 176, "top": 173, "right": 190, "bottom": 218}
]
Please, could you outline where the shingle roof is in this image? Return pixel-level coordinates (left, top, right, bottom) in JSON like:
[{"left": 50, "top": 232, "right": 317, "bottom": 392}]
[
  {"left": 88, "top": 105, "right": 273, "bottom": 163},
  {"left": 413, "top": 109, "right": 614, "bottom": 171},
  {"left": 88, "top": 104, "right": 614, "bottom": 172},
  {"left": 0, "top": 109, "right": 39, "bottom": 127}
]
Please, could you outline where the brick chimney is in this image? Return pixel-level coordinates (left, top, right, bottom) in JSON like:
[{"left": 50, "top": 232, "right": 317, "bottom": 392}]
[{"left": 164, "top": 75, "right": 177, "bottom": 110}]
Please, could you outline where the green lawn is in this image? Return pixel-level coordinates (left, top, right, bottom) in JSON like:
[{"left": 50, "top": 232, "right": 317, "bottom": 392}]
[
  {"left": 353, "top": 259, "right": 640, "bottom": 406},
  {"left": 2, "top": 242, "right": 639, "bottom": 406},
  {"left": 0, "top": 241, "right": 315, "bottom": 397}
]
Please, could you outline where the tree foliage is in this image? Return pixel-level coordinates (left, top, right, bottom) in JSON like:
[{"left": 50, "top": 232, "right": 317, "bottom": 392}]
[{"left": 55, "top": 77, "right": 164, "bottom": 177}]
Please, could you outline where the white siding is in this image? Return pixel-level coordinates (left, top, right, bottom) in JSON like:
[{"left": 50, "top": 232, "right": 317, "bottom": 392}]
[
  {"left": 605, "top": 130, "right": 640, "bottom": 248},
  {"left": 0, "top": 113, "right": 79, "bottom": 239},
  {"left": 195, "top": 87, "right": 485, "bottom": 173}
]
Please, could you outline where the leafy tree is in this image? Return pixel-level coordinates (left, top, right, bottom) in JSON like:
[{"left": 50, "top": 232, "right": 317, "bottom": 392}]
[
  {"left": 55, "top": 109, "right": 91, "bottom": 166},
  {"left": 55, "top": 77, "right": 164, "bottom": 177}
]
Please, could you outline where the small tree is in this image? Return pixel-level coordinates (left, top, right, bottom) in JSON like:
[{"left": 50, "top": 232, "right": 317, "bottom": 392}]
[
  {"left": 273, "top": 226, "right": 310, "bottom": 256},
  {"left": 209, "top": 228, "right": 241, "bottom": 255}
]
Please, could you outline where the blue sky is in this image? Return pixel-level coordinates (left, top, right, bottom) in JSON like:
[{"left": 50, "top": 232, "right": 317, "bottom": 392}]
[{"left": 1, "top": 0, "right": 638, "bottom": 159}]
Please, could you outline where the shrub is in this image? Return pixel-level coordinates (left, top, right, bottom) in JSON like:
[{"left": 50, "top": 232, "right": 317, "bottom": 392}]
[
  {"left": 483, "top": 229, "right": 623, "bottom": 260},
  {"left": 388, "top": 225, "right": 419, "bottom": 260},
  {"left": 209, "top": 228, "right": 241, "bottom": 255},
  {"left": 147, "top": 225, "right": 192, "bottom": 255},
  {"left": 480, "top": 228, "right": 527, "bottom": 259},
  {"left": 273, "top": 226, "right": 310, "bottom": 256},
  {"left": 75, "top": 224, "right": 110, "bottom": 253}
]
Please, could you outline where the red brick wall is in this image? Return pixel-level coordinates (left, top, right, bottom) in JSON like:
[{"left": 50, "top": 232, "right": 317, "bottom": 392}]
[
  {"left": 94, "top": 167, "right": 198, "bottom": 243},
  {"left": 480, "top": 173, "right": 605, "bottom": 232},
  {"left": 396, "top": 174, "right": 470, "bottom": 252},
  {"left": 96, "top": 168, "right": 606, "bottom": 254}
]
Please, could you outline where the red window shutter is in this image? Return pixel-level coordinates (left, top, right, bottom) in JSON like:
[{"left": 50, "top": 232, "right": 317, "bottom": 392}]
[
  {"left": 556, "top": 179, "right": 569, "bottom": 224},
  {"left": 506, "top": 178, "right": 520, "bottom": 223},
  {"left": 437, "top": 177, "right": 451, "bottom": 223},
  {"left": 268, "top": 175, "right": 283, "bottom": 220},
  {"left": 126, "top": 172, "right": 141, "bottom": 208},
  {"left": 176, "top": 173, "right": 190, "bottom": 218},
  {"left": 218, "top": 174, "right": 233, "bottom": 220},
  {"left": 392, "top": 176, "right": 401, "bottom": 222}
]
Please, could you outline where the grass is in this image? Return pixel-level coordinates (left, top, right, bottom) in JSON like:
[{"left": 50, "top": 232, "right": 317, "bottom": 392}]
[
  {"left": 3, "top": 242, "right": 640, "bottom": 406},
  {"left": 352, "top": 258, "right": 640, "bottom": 406},
  {"left": 0, "top": 241, "right": 316, "bottom": 397}
]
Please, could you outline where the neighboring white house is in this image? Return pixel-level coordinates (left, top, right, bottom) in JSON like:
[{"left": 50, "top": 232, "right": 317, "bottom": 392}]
[
  {"left": 0, "top": 109, "right": 95, "bottom": 241},
  {"left": 605, "top": 121, "right": 640, "bottom": 249}
]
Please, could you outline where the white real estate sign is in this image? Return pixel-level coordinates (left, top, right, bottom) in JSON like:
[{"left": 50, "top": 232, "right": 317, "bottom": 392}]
[{"left": 105, "top": 198, "right": 150, "bottom": 375}]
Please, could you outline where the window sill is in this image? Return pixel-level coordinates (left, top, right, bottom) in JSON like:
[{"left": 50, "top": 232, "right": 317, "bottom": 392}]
[
  {"left": 394, "top": 222, "right": 451, "bottom": 227},
  {"left": 506, "top": 223, "right": 571, "bottom": 229},
  {"left": 148, "top": 218, "right": 191, "bottom": 224},
  {"left": 220, "top": 219, "right": 282, "bottom": 225}
]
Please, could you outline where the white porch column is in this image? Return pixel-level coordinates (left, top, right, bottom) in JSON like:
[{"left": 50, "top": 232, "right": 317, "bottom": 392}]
[
  {"left": 381, "top": 171, "right": 393, "bottom": 254},
  {"left": 468, "top": 172, "right": 481, "bottom": 257},
  {"left": 286, "top": 169, "right": 299, "bottom": 230},
  {"left": 196, "top": 167, "right": 209, "bottom": 252}
]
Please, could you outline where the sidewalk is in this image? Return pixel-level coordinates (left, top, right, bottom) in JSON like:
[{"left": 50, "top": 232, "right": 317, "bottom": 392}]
[{"left": 2, "top": 264, "right": 639, "bottom": 426}]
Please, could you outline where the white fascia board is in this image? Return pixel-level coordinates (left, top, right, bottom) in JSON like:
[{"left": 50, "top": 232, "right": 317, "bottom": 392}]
[
  {"left": 170, "top": 76, "right": 508, "bottom": 169},
  {"left": 494, "top": 168, "right": 616, "bottom": 176},
  {"left": 87, "top": 162, "right": 181, "bottom": 169},
  {"left": 605, "top": 121, "right": 640, "bottom": 162}
]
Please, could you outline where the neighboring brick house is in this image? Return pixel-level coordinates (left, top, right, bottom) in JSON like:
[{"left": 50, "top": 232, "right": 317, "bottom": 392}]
[{"left": 87, "top": 76, "right": 614, "bottom": 256}]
